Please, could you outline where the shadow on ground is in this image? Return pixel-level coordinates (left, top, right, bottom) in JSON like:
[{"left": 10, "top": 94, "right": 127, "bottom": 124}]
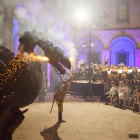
[{"left": 40, "top": 122, "right": 62, "bottom": 140}]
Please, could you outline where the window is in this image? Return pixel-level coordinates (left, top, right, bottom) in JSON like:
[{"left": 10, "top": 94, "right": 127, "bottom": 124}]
[
  {"left": 119, "top": 4, "right": 127, "bottom": 21},
  {"left": 117, "top": 1, "right": 130, "bottom": 24}
]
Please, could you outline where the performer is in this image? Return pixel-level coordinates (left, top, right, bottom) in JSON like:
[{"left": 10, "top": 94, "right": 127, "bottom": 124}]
[
  {"left": 77, "top": 60, "right": 86, "bottom": 70},
  {"left": 100, "top": 67, "right": 107, "bottom": 83},
  {"left": 119, "top": 62, "right": 124, "bottom": 67},
  {"left": 53, "top": 75, "right": 74, "bottom": 123},
  {"left": 105, "top": 59, "right": 108, "bottom": 65},
  {"left": 98, "top": 66, "right": 102, "bottom": 82},
  {"left": 111, "top": 66, "right": 118, "bottom": 75},
  {"left": 121, "top": 66, "right": 128, "bottom": 80},
  {"left": 132, "top": 67, "right": 138, "bottom": 80},
  {"left": 93, "top": 66, "right": 99, "bottom": 82},
  {"left": 127, "top": 67, "right": 133, "bottom": 80}
]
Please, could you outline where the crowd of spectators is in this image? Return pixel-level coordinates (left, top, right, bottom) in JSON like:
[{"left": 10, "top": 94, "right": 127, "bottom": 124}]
[{"left": 101, "top": 64, "right": 140, "bottom": 112}]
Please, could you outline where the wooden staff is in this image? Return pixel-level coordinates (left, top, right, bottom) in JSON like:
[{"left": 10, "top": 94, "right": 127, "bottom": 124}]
[
  {"left": 53, "top": 66, "right": 64, "bottom": 83},
  {"left": 50, "top": 99, "right": 55, "bottom": 114}
]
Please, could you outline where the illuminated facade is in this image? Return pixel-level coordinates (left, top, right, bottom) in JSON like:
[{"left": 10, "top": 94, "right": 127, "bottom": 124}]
[
  {"left": 77, "top": 30, "right": 140, "bottom": 67},
  {"left": 74, "top": 0, "right": 140, "bottom": 67}
]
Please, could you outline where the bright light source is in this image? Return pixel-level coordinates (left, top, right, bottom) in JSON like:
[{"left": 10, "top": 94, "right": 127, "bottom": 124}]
[
  {"left": 91, "top": 43, "right": 94, "bottom": 47},
  {"left": 83, "top": 43, "right": 86, "bottom": 47},
  {"left": 76, "top": 9, "right": 88, "bottom": 21},
  {"left": 70, "top": 57, "right": 74, "bottom": 62}
]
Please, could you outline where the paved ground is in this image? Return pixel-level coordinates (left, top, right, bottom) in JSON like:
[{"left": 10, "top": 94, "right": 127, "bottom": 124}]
[
  {"left": 34, "top": 92, "right": 100, "bottom": 102},
  {"left": 13, "top": 93, "right": 140, "bottom": 140}
]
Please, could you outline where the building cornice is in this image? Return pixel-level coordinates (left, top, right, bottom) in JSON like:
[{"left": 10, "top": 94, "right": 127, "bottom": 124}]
[{"left": 74, "top": 28, "right": 140, "bottom": 32}]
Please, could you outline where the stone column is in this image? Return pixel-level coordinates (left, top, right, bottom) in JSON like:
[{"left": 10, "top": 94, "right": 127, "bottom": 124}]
[
  {"left": 136, "top": 49, "right": 140, "bottom": 67},
  {"left": 4, "top": 1, "right": 14, "bottom": 51}
]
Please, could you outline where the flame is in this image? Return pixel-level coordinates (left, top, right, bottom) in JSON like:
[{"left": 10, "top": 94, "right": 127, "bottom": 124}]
[
  {"left": 35, "top": 55, "right": 49, "bottom": 61},
  {"left": 29, "top": 53, "right": 49, "bottom": 62}
]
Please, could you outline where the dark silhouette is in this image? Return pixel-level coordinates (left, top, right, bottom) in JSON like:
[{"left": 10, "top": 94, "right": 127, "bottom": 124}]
[
  {"left": 105, "top": 59, "right": 108, "bottom": 65},
  {"left": 0, "top": 31, "right": 71, "bottom": 109},
  {"left": 0, "top": 105, "right": 28, "bottom": 140},
  {"left": 40, "top": 123, "right": 62, "bottom": 140},
  {"left": 0, "top": 31, "right": 71, "bottom": 139}
]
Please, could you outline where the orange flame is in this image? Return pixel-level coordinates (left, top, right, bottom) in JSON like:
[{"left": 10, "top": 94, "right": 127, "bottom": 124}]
[
  {"left": 35, "top": 55, "right": 49, "bottom": 61},
  {"left": 29, "top": 53, "right": 49, "bottom": 62}
]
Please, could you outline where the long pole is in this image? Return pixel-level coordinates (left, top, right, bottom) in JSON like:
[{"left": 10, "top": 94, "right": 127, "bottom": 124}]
[
  {"left": 50, "top": 99, "right": 55, "bottom": 114},
  {"left": 88, "top": 26, "right": 92, "bottom": 97}
]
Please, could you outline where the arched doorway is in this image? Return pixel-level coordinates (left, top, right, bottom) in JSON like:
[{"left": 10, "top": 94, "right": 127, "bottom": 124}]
[
  {"left": 78, "top": 37, "right": 103, "bottom": 64},
  {"left": 110, "top": 37, "right": 136, "bottom": 67}
]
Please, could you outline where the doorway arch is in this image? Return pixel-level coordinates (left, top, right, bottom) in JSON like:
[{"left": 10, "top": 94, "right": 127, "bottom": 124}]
[
  {"left": 110, "top": 37, "right": 136, "bottom": 66},
  {"left": 78, "top": 37, "right": 103, "bottom": 64}
]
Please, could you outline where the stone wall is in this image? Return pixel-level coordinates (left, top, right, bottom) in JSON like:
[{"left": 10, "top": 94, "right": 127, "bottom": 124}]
[{"left": 62, "top": 0, "right": 140, "bottom": 29}]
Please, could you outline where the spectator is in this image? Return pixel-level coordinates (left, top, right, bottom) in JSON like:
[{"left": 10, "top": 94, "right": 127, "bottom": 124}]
[{"left": 104, "top": 81, "right": 117, "bottom": 105}]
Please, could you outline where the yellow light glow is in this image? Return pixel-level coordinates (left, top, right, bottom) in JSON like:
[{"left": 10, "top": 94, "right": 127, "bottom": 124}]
[
  {"left": 70, "top": 57, "right": 73, "bottom": 62},
  {"left": 36, "top": 55, "right": 49, "bottom": 61},
  {"left": 29, "top": 53, "right": 49, "bottom": 62}
]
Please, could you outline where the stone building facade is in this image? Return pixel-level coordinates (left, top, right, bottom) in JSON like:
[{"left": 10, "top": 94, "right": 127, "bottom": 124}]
[{"left": 73, "top": 0, "right": 140, "bottom": 67}]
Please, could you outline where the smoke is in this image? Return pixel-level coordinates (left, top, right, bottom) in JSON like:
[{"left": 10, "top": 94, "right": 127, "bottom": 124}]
[
  {"left": 13, "top": 0, "right": 78, "bottom": 62},
  {"left": 11, "top": 0, "right": 77, "bottom": 60},
  {"left": 62, "top": 41, "right": 77, "bottom": 62}
]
